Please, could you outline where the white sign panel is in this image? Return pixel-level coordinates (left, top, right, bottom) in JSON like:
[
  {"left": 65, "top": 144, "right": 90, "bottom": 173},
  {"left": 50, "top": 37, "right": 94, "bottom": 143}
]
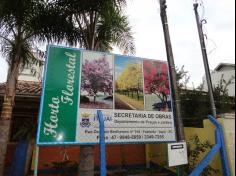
[
  {"left": 77, "top": 109, "right": 176, "bottom": 143},
  {"left": 168, "top": 142, "right": 188, "bottom": 167}
]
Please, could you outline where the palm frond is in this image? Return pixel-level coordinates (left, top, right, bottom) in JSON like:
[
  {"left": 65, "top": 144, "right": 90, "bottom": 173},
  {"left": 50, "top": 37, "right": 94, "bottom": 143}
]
[{"left": 95, "top": 7, "right": 135, "bottom": 54}]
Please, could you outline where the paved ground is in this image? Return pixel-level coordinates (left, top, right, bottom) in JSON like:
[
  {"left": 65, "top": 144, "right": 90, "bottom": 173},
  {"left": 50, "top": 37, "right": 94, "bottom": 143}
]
[{"left": 115, "top": 95, "right": 134, "bottom": 110}]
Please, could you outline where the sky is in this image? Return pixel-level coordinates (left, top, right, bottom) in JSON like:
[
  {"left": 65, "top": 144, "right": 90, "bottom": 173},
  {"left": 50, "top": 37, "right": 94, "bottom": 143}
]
[
  {"left": 123, "top": 0, "right": 235, "bottom": 87},
  {"left": 115, "top": 55, "right": 142, "bottom": 80},
  {"left": 0, "top": 0, "right": 235, "bottom": 86}
]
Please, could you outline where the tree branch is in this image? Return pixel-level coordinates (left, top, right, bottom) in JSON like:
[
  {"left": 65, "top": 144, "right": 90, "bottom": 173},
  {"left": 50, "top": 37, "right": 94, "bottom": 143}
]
[{"left": 0, "top": 35, "right": 13, "bottom": 45}]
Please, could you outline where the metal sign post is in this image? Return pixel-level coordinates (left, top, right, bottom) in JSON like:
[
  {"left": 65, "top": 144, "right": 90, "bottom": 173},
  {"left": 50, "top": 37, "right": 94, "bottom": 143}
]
[
  {"left": 193, "top": 3, "right": 217, "bottom": 117},
  {"left": 97, "top": 110, "right": 107, "bottom": 176},
  {"left": 159, "top": 0, "right": 185, "bottom": 142}
]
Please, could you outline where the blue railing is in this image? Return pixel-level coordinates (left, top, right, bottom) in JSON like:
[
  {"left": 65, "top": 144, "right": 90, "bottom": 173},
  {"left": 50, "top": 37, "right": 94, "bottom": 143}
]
[{"left": 190, "top": 115, "right": 231, "bottom": 176}]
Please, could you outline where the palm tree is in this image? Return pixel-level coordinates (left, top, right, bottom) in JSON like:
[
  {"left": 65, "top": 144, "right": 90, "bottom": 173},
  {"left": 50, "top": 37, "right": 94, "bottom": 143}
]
[
  {"left": 0, "top": 0, "right": 74, "bottom": 174},
  {"left": 0, "top": 0, "right": 134, "bottom": 175},
  {"left": 58, "top": 0, "right": 135, "bottom": 54},
  {"left": 54, "top": 1, "right": 135, "bottom": 175}
]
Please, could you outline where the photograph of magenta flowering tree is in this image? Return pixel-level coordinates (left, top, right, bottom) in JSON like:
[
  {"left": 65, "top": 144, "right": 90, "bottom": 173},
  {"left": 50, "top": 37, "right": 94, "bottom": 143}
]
[
  {"left": 144, "top": 60, "right": 172, "bottom": 111},
  {"left": 80, "top": 51, "right": 113, "bottom": 109}
]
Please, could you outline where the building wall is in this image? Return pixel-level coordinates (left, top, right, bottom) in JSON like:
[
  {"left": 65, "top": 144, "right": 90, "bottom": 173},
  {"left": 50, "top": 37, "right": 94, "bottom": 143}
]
[
  {"left": 18, "top": 52, "right": 44, "bottom": 82},
  {"left": 6, "top": 144, "right": 145, "bottom": 174},
  {"left": 184, "top": 119, "right": 222, "bottom": 175},
  {"left": 203, "top": 69, "right": 235, "bottom": 97},
  {"left": 18, "top": 68, "right": 42, "bottom": 82},
  {"left": 221, "top": 113, "right": 235, "bottom": 175},
  {"left": 5, "top": 117, "right": 234, "bottom": 175}
]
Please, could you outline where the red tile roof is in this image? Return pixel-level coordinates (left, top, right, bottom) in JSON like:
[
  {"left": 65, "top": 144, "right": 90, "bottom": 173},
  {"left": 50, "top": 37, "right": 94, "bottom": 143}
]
[{"left": 0, "top": 81, "right": 42, "bottom": 95}]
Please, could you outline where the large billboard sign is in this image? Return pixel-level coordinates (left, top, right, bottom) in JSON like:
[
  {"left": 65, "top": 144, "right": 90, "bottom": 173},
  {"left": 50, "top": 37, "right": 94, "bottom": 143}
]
[{"left": 37, "top": 45, "right": 176, "bottom": 145}]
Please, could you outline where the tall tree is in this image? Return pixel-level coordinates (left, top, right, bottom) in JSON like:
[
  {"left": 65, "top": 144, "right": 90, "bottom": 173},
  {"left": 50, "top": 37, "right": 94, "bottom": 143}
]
[
  {"left": 0, "top": 0, "right": 134, "bottom": 175},
  {"left": 0, "top": 0, "right": 74, "bottom": 174},
  {"left": 58, "top": 0, "right": 135, "bottom": 54},
  {"left": 54, "top": 1, "right": 135, "bottom": 175}
]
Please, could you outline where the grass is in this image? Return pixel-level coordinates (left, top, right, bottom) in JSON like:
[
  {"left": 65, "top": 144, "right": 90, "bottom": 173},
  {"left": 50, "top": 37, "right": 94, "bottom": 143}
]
[
  {"left": 80, "top": 101, "right": 112, "bottom": 109},
  {"left": 116, "top": 91, "right": 144, "bottom": 101},
  {"left": 115, "top": 93, "right": 144, "bottom": 110},
  {"left": 126, "top": 93, "right": 144, "bottom": 101}
]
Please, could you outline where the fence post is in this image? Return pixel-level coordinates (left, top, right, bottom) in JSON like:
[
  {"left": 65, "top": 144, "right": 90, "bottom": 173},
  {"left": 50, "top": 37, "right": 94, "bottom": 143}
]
[{"left": 97, "top": 110, "right": 107, "bottom": 176}]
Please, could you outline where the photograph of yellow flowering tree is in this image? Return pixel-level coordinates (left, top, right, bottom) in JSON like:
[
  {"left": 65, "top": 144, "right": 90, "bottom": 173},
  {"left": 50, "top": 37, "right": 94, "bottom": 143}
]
[{"left": 115, "top": 56, "right": 144, "bottom": 110}]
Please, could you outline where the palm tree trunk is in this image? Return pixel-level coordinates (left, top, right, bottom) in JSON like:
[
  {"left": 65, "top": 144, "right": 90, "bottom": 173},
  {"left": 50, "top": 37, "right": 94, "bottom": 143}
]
[
  {"left": 0, "top": 120, "right": 11, "bottom": 176},
  {"left": 0, "top": 56, "right": 21, "bottom": 176},
  {"left": 79, "top": 145, "right": 94, "bottom": 176},
  {"left": 79, "top": 31, "right": 98, "bottom": 176}
]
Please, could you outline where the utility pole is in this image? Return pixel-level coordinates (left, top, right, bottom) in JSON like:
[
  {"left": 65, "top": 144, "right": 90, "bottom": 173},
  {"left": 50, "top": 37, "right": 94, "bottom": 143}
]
[
  {"left": 193, "top": 3, "right": 217, "bottom": 117},
  {"left": 159, "top": 0, "right": 185, "bottom": 141}
]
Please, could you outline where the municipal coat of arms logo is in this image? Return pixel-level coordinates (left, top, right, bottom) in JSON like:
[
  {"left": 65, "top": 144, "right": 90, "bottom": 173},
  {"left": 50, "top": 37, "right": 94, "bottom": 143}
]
[{"left": 80, "top": 113, "right": 91, "bottom": 128}]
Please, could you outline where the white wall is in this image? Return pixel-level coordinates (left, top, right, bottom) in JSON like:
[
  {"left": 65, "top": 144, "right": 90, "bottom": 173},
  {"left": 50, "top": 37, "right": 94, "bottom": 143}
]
[
  {"left": 18, "top": 52, "right": 44, "bottom": 82},
  {"left": 221, "top": 113, "right": 235, "bottom": 176},
  {"left": 203, "top": 69, "right": 235, "bottom": 97}
]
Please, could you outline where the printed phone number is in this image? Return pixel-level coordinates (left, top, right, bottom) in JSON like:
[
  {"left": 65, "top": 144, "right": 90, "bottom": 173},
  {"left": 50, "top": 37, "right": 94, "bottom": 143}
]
[{"left": 118, "top": 134, "right": 165, "bottom": 140}]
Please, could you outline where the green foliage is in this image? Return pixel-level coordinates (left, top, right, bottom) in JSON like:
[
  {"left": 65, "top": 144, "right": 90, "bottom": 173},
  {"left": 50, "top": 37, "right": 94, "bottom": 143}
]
[
  {"left": 183, "top": 135, "right": 220, "bottom": 176},
  {"left": 176, "top": 65, "right": 190, "bottom": 90},
  {"left": 213, "top": 75, "right": 235, "bottom": 114},
  {"left": 176, "top": 66, "right": 235, "bottom": 127},
  {"left": 0, "top": 0, "right": 73, "bottom": 70},
  {"left": 54, "top": 0, "right": 135, "bottom": 54}
]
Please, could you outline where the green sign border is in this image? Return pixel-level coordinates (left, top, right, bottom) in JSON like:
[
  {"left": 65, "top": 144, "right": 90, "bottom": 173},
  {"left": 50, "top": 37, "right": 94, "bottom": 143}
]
[{"left": 37, "top": 45, "right": 81, "bottom": 144}]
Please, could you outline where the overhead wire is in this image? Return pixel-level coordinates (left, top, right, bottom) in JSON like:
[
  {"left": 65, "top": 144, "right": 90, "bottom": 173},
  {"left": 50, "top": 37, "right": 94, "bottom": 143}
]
[{"left": 195, "top": 0, "right": 218, "bottom": 56}]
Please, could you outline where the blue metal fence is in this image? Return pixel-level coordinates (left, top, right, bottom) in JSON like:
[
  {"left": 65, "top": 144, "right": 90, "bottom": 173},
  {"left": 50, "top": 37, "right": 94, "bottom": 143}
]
[{"left": 190, "top": 115, "right": 231, "bottom": 176}]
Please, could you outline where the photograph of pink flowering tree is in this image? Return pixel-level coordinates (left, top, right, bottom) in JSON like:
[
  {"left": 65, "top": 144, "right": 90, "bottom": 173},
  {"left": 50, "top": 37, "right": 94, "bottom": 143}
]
[
  {"left": 144, "top": 60, "right": 171, "bottom": 111},
  {"left": 80, "top": 51, "right": 113, "bottom": 109}
]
